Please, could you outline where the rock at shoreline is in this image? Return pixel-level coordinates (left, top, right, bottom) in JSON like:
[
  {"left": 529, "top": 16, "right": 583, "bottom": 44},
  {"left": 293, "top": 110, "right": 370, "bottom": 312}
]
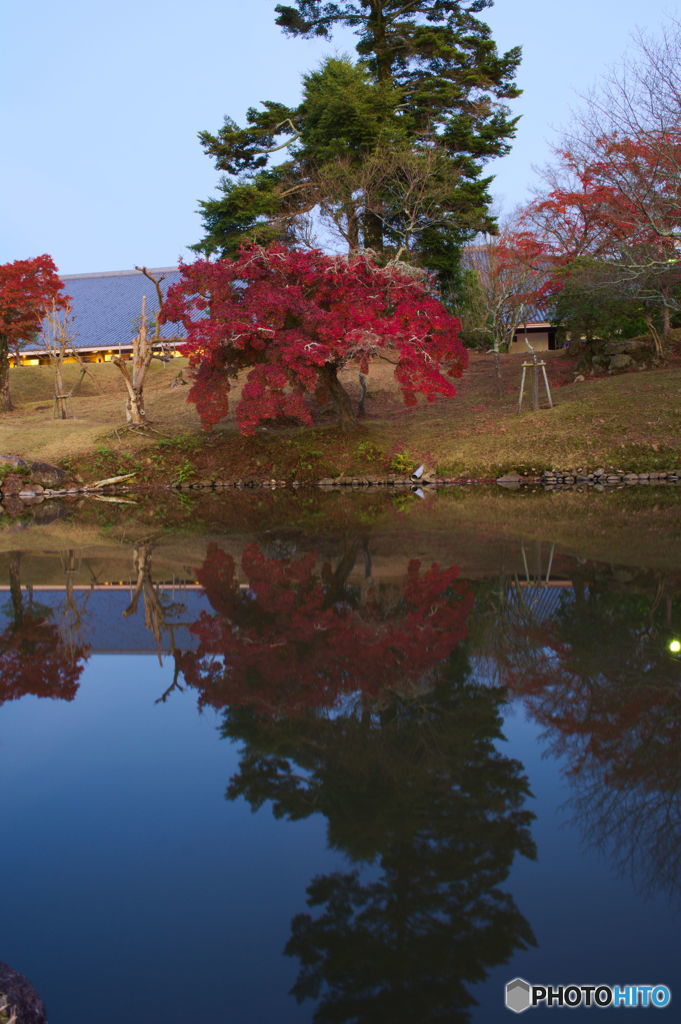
[
  {"left": 1, "top": 474, "right": 26, "bottom": 496},
  {"left": 28, "top": 462, "right": 66, "bottom": 489},
  {"left": 0, "top": 962, "right": 47, "bottom": 1024},
  {"left": 496, "top": 472, "right": 523, "bottom": 489}
]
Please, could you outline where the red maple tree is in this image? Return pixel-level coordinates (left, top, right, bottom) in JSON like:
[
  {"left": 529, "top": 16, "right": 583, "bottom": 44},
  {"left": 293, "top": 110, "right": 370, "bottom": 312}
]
[
  {"left": 163, "top": 244, "right": 468, "bottom": 433},
  {"left": 175, "top": 542, "right": 473, "bottom": 717},
  {"left": 0, "top": 254, "right": 68, "bottom": 411}
]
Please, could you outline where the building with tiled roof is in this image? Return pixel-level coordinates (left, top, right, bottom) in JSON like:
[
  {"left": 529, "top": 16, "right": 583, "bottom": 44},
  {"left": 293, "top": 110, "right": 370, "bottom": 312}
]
[
  {"left": 13, "top": 261, "right": 557, "bottom": 366},
  {"left": 0, "top": 585, "right": 209, "bottom": 655},
  {"left": 15, "top": 267, "right": 187, "bottom": 365}
]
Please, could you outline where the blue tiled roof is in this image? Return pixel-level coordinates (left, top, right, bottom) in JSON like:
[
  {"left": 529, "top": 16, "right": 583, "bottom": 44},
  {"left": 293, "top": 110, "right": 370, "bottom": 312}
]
[
  {"left": 34, "top": 267, "right": 187, "bottom": 353},
  {"left": 0, "top": 587, "right": 209, "bottom": 654}
]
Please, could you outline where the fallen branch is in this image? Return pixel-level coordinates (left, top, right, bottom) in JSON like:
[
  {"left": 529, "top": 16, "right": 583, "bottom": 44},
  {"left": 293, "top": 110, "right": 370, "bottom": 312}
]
[{"left": 84, "top": 472, "right": 138, "bottom": 490}]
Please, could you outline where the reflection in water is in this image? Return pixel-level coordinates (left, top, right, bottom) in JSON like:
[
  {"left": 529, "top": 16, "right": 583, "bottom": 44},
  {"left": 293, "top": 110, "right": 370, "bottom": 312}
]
[
  {"left": 496, "top": 566, "right": 681, "bottom": 898},
  {"left": 224, "top": 664, "right": 536, "bottom": 1023},
  {"left": 0, "top": 552, "right": 88, "bottom": 704},
  {"left": 3, "top": 525, "right": 681, "bottom": 1019},
  {"left": 0, "top": 960, "right": 47, "bottom": 1024},
  {"left": 170, "top": 542, "right": 536, "bottom": 1021},
  {"left": 175, "top": 541, "right": 473, "bottom": 715},
  {"left": 123, "top": 543, "right": 193, "bottom": 665}
]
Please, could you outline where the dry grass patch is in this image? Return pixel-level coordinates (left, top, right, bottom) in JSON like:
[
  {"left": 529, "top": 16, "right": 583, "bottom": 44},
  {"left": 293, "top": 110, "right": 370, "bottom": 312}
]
[
  {"left": 0, "top": 359, "right": 201, "bottom": 462},
  {"left": 359, "top": 353, "right": 681, "bottom": 475},
  {"left": 1, "top": 350, "right": 680, "bottom": 477}
]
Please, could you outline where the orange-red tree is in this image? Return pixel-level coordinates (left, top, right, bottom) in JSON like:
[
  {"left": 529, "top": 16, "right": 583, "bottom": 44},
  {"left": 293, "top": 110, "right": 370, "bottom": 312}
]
[
  {"left": 521, "top": 134, "right": 681, "bottom": 354},
  {"left": 462, "top": 228, "right": 551, "bottom": 353},
  {"left": 0, "top": 254, "right": 67, "bottom": 411},
  {"left": 163, "top": 244, "right": 467, "bottom": 432}
]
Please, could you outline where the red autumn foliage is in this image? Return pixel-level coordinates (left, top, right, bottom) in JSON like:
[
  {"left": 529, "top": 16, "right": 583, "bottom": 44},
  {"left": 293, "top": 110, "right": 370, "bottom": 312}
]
[
  {"left": 0, "top": 254, "right": 68, "bottom": 352},
  {"left": 0, "top": 253, "right": 68, "bottom": 410},
  {"left": 163, "top": 244, "right": 468, "bottom": 433},
  {"left": 176, "top": 543, "right": 473, "bottom": 717},
  {"left": 0, "top": 613, "right": 86, "bottom": 704},
  {"left": 519, "top": 133, "right": 681, "bottom": 296}
]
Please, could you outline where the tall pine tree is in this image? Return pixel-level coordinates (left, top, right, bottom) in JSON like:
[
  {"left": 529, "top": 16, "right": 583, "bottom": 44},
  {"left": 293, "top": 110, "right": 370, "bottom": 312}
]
[{"left": 194, "top": 0, "right": 521, "bottom": 291}]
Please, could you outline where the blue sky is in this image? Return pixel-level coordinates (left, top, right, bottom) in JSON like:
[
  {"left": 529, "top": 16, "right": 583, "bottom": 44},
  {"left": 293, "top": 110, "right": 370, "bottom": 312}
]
[{"left": 0, "top": 0, "right": 675, "bottom": 274}]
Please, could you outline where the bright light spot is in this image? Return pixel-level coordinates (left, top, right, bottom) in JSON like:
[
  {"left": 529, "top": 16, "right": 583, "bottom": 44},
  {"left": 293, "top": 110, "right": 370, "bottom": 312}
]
[{"left": 669, "top": 639, "right": 681, "bottom": 654}]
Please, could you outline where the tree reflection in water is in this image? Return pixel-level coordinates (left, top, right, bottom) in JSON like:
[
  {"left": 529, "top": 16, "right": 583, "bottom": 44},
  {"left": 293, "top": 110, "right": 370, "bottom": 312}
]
[
  {"left": 0, "top": 552, "right": 88, "bottom": 704},
  {"left": 176, "top": 540, "right": 473, "bottom": 716},
  {"left": 497, "top": 566, "right": 681, "bottom": 899},
  {"left": 176, "top": 542, "right": 537, "bottom": 1022}
]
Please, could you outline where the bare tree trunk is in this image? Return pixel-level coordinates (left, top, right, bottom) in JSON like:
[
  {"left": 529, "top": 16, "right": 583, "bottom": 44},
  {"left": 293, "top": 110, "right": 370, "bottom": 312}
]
[
  {"left": 346, "top": 206, "right": 360, "bottom": 252},
  {"left": 491, "top": 327, "right": 504, "bottom": 400},
  {"left": 358, "top": 373, "right": 368, "bottom": 416},
  {"left": 492, "top": 350, "right": 503, "bottom": 400},
  {"left": 54, "top": 364, "right": 67, "bottom": 419},
  {"left": 113, "top": 293, "right": 154, "bottom": 425},
  {"left": 363, "top": 208, "right": 384, "bottom": 255},
  {"left": 123, "top": 543, "right": 190, "bottom": 668},
  {"left": 124, "top": 544, "right": 166, "bottom": 662},
  {"left": 324, "top": 540, "right": 361, "bottom": 604},
  {"left": 0, "top": 337, "right": 13, "bottom": 412},
  {"left": 661, "top": 291, "right": 672, "bottom": 337},
  {"left": 9, "top": 552, "right": 23, "bottom": 626},
  {"left": 42, "top": 302, "right": 91, "bottom": 419}
]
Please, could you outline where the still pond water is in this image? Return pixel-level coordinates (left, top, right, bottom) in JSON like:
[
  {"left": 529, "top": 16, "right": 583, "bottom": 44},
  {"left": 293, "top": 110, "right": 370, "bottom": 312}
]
[{"left": 1, "top": 489, "right": 680, "bottom": 1021}]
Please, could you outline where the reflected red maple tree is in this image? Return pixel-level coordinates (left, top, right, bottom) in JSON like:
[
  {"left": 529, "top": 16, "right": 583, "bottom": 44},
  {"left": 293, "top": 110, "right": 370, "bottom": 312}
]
[
  {"left": 176, "top": 542, "right": 473, "bottom": 716},
  {"left": 0, "top": 555, "right": 87, "bottom": 705},
  {"left": 495, "top": 576, "right": 681, "bottom": 897}
]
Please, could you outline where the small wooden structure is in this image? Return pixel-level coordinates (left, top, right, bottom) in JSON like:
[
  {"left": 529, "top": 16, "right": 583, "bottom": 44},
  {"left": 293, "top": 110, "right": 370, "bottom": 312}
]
[{"left": 517, "top": 342, "right": 553, "bottom": 413}]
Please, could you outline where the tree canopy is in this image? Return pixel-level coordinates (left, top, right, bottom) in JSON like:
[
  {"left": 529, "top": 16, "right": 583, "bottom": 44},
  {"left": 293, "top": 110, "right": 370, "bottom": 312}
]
[
  {"left": 0, "top": 254, "right": 67, "bottom": 411},
  {"left": 0, "top": 553, "right": 87, "bottom": 705},
  {"left": 517, "top": 18, "right": 681, "bottom": 354},
  {"left": 218, "top": 655, "right": 535, "bottom": 1022},
  {"left": 498, "top": 564, "right": 681, "bottom": 898},
  {"left": 193, "top": 0, "right": 521, "bottom": 290},
  {"left": 176, "top": 539, "right": 473, "bottom": 716},
  {"left": 163, "top": 244, "right": 467, "bottom": 432}
]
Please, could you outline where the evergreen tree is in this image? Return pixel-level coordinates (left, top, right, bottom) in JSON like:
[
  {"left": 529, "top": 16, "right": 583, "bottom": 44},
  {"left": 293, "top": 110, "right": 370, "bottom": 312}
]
[
  {"left": 221, "top": 658, "right": 536, "bottom": 1022},
  {"left": 194, "top": 1, "right": 521, "bottom": 290}
]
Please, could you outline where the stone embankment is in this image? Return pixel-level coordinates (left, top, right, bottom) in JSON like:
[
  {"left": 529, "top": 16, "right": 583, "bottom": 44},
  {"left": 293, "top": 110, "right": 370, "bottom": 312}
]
[
  {"left": 1, "top": 454, "right": 681, "bottom": 510},
  {"left": 497, "top": 469, "right": 681, "bottom": 489}
]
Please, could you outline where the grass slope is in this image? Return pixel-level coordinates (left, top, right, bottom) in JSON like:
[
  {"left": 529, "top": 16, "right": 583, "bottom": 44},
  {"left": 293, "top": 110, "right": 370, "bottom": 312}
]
[{"left": 0, "top": 348, "right": 679, "bottom": 479}]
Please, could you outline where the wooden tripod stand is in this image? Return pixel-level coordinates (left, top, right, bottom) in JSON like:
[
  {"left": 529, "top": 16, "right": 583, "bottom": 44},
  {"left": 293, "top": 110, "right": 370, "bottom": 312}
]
[{"left": 517, "top": 341, "right": 553, "bottom": 413}]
